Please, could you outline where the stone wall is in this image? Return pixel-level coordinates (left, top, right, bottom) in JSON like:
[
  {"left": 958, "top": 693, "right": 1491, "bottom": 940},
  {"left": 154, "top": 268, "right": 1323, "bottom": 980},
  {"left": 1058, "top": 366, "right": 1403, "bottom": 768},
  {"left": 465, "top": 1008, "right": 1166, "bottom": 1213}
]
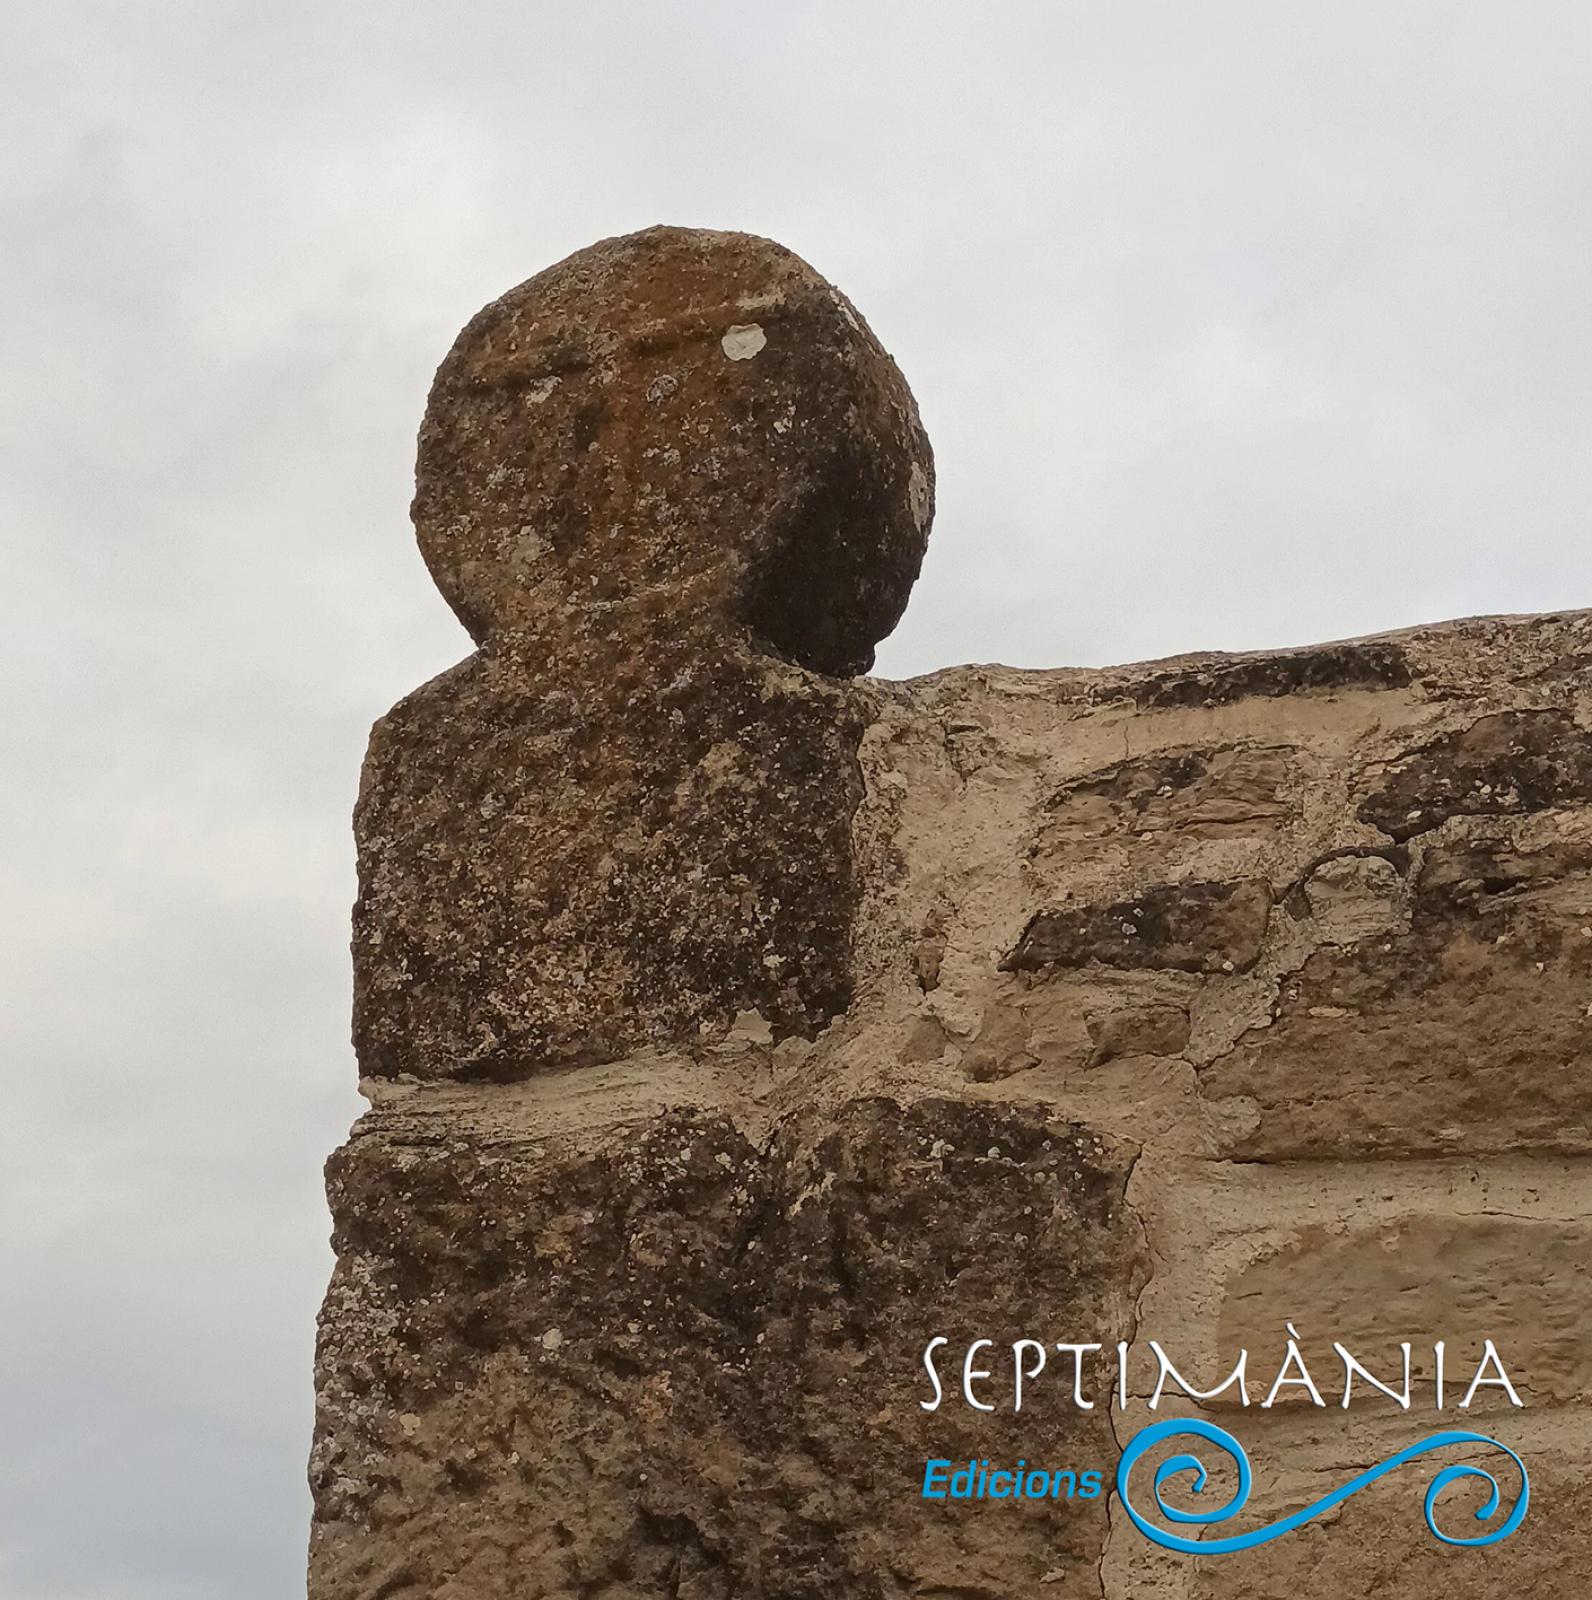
[{"left": 309, "top": 227, "right": 1590, "bottom": 1598}]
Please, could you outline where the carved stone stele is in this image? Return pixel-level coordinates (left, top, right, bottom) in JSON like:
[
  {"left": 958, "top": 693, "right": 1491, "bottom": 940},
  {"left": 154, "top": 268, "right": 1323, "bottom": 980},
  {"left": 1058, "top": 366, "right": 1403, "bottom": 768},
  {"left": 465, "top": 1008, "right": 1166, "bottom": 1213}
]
[{"left": 312, "top": 227, "right": 1592, "bottom": 1600}]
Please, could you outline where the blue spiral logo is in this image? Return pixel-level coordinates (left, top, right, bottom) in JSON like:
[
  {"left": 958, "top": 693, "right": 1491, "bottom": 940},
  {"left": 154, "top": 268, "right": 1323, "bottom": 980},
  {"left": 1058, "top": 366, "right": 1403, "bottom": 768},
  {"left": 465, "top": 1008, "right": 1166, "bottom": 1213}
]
[{"left": 1116, "top": 1419, "right": 1529, "bottom": 1554}]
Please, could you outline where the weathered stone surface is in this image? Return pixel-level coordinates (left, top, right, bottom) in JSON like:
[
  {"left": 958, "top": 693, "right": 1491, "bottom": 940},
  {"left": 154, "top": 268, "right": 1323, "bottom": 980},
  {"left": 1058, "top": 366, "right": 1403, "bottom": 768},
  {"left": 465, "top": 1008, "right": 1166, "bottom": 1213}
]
[
  {"left": 412, "top": 225, "right": 932, "bottom": 674},
  {"left": 1179, "top": 1412, "right": 1589, "bottom": 1600},
  {"left": 313, "top": 226, "right": 1592, "bottom": 1597},
  {"left": 1218, "top": 1212, "right": 1592, "bottom": 1406},
  {"left": 1044, "top": 745, "right": 1298, "bottom": 843},
  {"left": 1003, "top": 880, "right": 1274, "bottom": 977},
  {"left": 1086, "top": 1003, "right": 1193, "bottom": 1066},
  {"left": 310, "top": 1087, "right": 1144, "bottom": 1600},
  {"left": 352, "top": 648, "right": 871, "bottom": 1079},
  {"left": 1091, "top": 636, "right": 1413, "bottom": 709},
  {"left": 1098, "top": 1161, "right": 1592, "bottom": 1590},
  {"left": 353, "top": 227, "right": 932, "bottom": 1081},
  {"left": 1201, "top": 811, "right": 1592, "bottom": 1159},
  {"left": 1358, "top": 709, "right": 1592, "bottom": 842}
]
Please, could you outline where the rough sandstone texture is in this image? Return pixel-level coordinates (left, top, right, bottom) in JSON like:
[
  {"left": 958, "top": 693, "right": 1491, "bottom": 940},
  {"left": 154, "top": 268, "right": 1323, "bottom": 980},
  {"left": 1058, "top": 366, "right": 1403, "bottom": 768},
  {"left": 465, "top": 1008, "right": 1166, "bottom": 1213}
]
[
  {"left": 354, "top": 227, "right": 930, "bottom": 1082},
  {"left": 312, "top": 226, "right": 1591, "bottom": 1598}
]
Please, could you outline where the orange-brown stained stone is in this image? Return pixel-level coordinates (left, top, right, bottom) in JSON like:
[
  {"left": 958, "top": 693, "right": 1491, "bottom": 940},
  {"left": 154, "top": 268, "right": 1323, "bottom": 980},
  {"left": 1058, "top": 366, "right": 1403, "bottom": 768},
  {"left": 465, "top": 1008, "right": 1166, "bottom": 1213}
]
[{"left": 413, "top": 224, "right": 933, "bottom": 677}]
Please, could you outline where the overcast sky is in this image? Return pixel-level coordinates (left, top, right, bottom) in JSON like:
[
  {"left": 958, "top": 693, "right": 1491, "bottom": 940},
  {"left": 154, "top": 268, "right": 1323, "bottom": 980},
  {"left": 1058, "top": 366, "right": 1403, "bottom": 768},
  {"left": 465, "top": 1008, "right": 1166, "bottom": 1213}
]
[{"left": 2, "top": 4, "right": 1589, "bottom": 1595}]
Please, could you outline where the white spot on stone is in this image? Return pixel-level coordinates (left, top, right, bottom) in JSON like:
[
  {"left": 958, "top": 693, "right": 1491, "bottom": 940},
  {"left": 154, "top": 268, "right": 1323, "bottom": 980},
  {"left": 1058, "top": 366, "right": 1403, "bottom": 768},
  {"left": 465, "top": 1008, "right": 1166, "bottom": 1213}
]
[
  {"left": 541, "top": 1327, "right": 564, "bottom": 1351},
  {"left": 908, "top": 462, "right": 930, "bottom": 530},
  {"left": 830, "top": 289, "right": 861, "bottom": 331},
  {"left": 721, "top": 323, "right": 767, "bottom": 361},
  {"left": 526, "top": 376, "right": 560, "bottom": 403}
]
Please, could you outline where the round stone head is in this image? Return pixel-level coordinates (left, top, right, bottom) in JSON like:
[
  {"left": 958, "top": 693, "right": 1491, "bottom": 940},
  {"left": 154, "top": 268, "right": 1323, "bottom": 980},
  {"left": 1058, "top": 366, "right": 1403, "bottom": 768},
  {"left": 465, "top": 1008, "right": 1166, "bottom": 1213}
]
[{"left": 412, "top": 226, "right": 934, "bottom": 676}]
